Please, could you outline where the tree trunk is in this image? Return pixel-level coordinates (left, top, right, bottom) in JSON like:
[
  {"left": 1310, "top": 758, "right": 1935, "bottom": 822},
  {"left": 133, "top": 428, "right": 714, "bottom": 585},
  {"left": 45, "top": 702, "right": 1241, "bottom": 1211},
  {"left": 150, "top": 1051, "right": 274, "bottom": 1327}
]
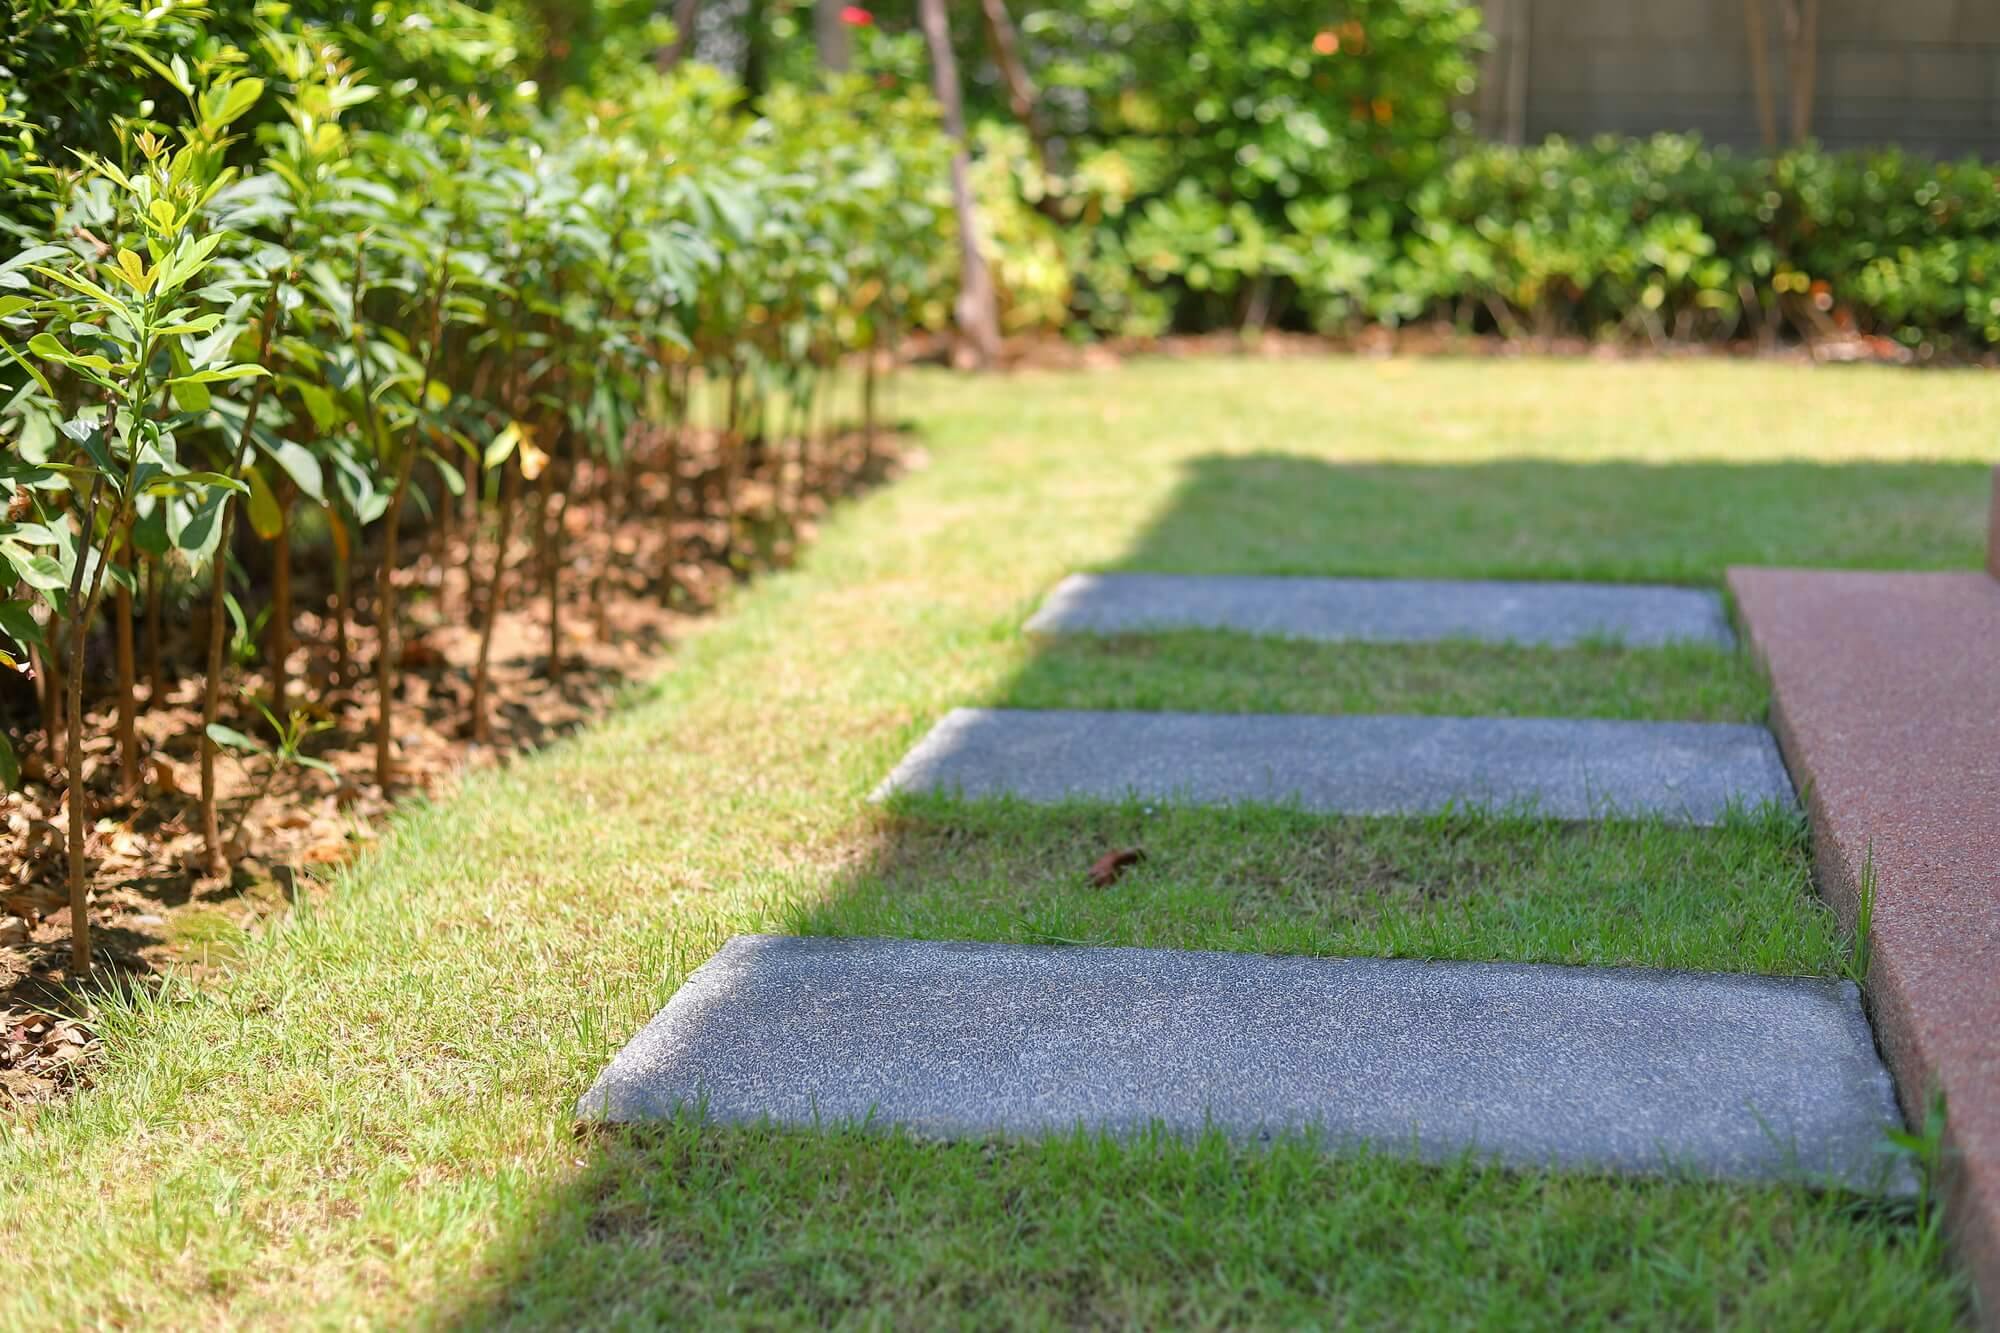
[
  {"left": 435, "top": 461, "right": 457, "bottom": 620},
  {"left": 1742, "top": 0, "right": 1778, "bottom": 150},
  {"left": 198, "top": 538, "right": 231, "bottom": 870},
  {"left": 64, "top": 606, "right": 90, "bottom": 972},
  {"left": 34, "top": 627, "right": 62, "bottom": 767},
  {"left": 659, "top": 368, "right": 686, "bottom": 589},
  {"left": 977, "top": 0, "right": 1054, "bottom": 175},
  {"left": 816, "top": 0, "right": 851, "bottom": 73},
  {"left": 589, "top": 458, "right": 612, "bottom": 642},
  {"left": 545, "top": 455, "right": 568, "bottom": 682},
  {"left": 332, "top": 530, "right": 352, "bottom": 687},
  {"left": 1782, "top": 0, "right": 1820, "bottom": 145},
  {"left": 659, "top": 0, "right": 701, "bottom": 70},
  {"left": 722, "top": 363, "right": 745, "bottom": 557},
  {"left": 862, "top": 334, "right": 879, "bottom": 460},
  {"left": 143, "top": 552, "right": 164, "bottom": 706},
  {"left": 268, "top": 493, "right": 292, "bottom": 721},
  {"left": 113, "top": 530, "right": 138, "bottom": 800},
  {"left": 917, "top": 0, "right": 1002, "bottom": 368},
  {"left": 202, "top": 292, "right": 280, "bottom": 872},
  {"left": 376, "top": 267, "right": 448, "bottom": 790},
  {"left": 374, "top": 451, "right": 418, "bottom": 790},
  {"left": 60, "top": 476, "right": 106, "bottom": 976},
  {"left": 744, "top": 0, "right": 770, "bottom": 97},
  {"left": 459, "top": 470, "right": 485, "bottom": 632},
  {"left": 469, "top": 459, "right": 517, "bottom": 743}
]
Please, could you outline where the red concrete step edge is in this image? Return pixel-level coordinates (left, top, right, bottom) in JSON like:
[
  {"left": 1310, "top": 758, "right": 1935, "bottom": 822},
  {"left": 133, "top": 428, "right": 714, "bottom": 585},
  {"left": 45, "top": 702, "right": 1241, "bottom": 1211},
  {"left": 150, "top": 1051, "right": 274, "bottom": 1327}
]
[{"left": 1730, "top": 548, "right": 2000, "bottom": 1326}]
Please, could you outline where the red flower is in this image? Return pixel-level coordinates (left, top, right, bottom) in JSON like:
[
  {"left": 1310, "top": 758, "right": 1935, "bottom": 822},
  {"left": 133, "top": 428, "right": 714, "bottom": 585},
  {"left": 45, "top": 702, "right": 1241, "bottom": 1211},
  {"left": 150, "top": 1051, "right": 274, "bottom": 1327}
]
[{"left": 840, "top": 5, "right": 873, "bottom": 25}]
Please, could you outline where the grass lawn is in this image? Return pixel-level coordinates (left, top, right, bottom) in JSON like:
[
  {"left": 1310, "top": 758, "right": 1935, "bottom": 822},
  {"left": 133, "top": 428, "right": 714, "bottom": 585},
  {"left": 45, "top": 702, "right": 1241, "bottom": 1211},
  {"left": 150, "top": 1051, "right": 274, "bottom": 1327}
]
[
  {"left": 999, "top": 631, "right": 1767, "bottom": 722},
  {"left": 2, "top": 357, "right": 1991, "bottom": 1328}
]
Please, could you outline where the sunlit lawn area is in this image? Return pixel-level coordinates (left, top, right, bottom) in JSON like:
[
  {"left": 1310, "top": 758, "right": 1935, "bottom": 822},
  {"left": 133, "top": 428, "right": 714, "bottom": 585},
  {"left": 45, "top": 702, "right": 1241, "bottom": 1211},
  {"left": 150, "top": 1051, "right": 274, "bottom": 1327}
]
[{"left": 2, "top": 357, "right": 1990, "bottom": 1327}]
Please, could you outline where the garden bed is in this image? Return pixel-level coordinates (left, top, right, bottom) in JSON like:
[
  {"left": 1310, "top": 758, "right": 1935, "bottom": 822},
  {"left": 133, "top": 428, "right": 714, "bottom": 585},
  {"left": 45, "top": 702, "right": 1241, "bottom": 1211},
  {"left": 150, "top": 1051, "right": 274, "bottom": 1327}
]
[{"left": 0, "top": 425, "right": 915, "bottom": 1113}]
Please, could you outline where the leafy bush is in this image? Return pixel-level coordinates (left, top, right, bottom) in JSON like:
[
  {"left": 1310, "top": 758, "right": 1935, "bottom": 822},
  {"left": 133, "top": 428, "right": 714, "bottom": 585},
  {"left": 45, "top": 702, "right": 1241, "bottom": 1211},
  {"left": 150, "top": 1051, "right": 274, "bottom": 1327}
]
[
  {"left": 838, "top": 0, "right": 1998, "bottom": 349},
  {"left": 0, "top": 3, "right": 951, "bottom": 967},
  {"left": 1387, "top": 137, "right": 2000, "bottom": 351},
  {"left": 975, "top": 125, "right": 2000, "bottom": 352}
]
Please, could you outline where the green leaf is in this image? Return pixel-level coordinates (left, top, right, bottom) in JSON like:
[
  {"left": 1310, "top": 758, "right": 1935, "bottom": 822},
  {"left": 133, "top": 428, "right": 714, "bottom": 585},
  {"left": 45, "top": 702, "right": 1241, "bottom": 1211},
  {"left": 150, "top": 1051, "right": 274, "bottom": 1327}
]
[
  {"left": 428, "top": 449, "right": 464, "bottom": 496},
  {"left": 26, "top": 332, "right": 114, "bottom": 374},
  {"left": 133, "top": 502, "right": 170, "bottom": 557},
  {"left": 155, "top": 233, "right": 226, "bottom": 298},
  {"left": 0, "top": 296, "right": 33, "bottom": 319},
  {"left": 169, "top": 380, "right": 212, "bottom": 411},
  {"left": 245, "top": 465, "right": 284, "bottom": 540},
  {"left": 169, "top": 364, "right": 271, "bottom": 385},
  {"left": 27, "top": 263, "right": 125, "bottom": 310},
  {"left": 256, "top": 437, "right": 325, "bottom": 503},
  {"left": 143, "top": 471, "right": 249, "bottom": 498},
  {"left": 0, "top": 246, "right": 68, "bottom": 275},
  {"left": 156, "top": 314, "right": 224, "bottom": 337},
  {"left": 0, "top": 733, "right": 17, "bottom": 792},
  {"left": 172, "top": 488, "right": 228, "bottom": 563},
  {"left": 0, "top": 600, "right": 43, "bottom": 648},
  {"left": 0, "top": 335, "right": 57, "bottom": 399},
  {"left": 3, "top": 545, "right": 66, "bottom": 591},
  {"left": 483, "top": 421, "right": 522, "bottom": 469},
  {"left": 130, "top": 46, "right": 194, "bottom": 96},
  {"left": 212, "top": 78, "right": 267, "bottom": 130},
  {"left": 205, "top": 723, "right": 266, "bottom": 755}
]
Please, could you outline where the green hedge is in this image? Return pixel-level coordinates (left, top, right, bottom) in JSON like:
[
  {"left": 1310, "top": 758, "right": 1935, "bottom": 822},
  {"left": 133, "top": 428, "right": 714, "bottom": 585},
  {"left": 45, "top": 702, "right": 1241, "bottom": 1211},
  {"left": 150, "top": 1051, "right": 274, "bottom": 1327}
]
[{"left": 991, "top": 131, "right": 2000, "bottom": 353}]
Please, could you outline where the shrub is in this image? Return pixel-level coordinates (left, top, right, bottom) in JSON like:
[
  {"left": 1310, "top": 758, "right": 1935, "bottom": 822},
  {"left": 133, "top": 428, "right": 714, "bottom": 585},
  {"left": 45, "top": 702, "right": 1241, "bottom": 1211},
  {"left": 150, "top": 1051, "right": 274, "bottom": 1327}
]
[
  {"left": 0, "top": 3, "right": 951, "bottom": 969},
  {"left": 977, "top": 129, "right": 2000, "bottom": 352}
]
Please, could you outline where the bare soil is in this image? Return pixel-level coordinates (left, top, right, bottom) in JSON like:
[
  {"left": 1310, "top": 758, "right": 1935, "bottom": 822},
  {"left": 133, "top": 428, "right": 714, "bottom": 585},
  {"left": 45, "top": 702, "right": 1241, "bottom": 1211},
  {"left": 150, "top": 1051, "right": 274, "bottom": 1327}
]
[{"left": 0, "top": 424, "right": 915, "bottom": 1113}]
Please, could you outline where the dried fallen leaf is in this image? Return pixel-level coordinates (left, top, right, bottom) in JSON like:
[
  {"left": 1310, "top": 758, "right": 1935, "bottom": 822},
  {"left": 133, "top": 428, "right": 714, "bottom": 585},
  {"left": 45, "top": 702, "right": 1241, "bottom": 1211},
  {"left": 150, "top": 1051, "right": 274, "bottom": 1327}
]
[
  {"left": 148, "top": 759, "right": 183, "bottom": 796},
  {"left": 398, "top": 635, "right": 447, "bottom": 669},
  {"left": 1087, "top": 847, "right": 1146, "bottom": 888}
]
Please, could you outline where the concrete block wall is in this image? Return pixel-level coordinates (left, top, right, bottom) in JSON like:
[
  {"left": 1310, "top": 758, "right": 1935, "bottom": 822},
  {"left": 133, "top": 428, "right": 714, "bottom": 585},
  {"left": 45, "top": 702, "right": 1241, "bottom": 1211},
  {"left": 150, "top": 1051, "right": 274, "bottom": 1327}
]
[{"left": 1475, "top": 0, "right": 2000, "bottom": 157}]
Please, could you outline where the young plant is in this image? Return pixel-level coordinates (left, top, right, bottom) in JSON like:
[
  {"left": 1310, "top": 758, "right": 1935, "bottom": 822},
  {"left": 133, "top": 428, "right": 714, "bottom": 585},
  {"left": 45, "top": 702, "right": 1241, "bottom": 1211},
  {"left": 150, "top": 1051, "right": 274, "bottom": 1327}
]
[
  {"left": 206, "top": 702, "right": 337, "bottom": 845},
  {"left": 4, "top": 73, "right": 270, "bottom": 971}
]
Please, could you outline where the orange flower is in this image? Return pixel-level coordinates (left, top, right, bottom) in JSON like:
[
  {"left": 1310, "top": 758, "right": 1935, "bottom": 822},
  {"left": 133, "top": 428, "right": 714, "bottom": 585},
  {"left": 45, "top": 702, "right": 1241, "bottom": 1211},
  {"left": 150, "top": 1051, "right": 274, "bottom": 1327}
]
[{"left": 1313, "top": 30, "right": 1339, "bottom": 55}]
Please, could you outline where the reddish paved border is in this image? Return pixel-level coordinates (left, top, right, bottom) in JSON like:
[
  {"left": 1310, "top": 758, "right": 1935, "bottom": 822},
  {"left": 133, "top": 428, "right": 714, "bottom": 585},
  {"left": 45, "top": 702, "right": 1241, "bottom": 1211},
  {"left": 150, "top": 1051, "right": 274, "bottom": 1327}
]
[
  {"left": 1988, "top": 466, "right": 2000, "bottom": 579},
  {"left": 1731, "top": 566, "right": 2000, "bottom": 1323}
]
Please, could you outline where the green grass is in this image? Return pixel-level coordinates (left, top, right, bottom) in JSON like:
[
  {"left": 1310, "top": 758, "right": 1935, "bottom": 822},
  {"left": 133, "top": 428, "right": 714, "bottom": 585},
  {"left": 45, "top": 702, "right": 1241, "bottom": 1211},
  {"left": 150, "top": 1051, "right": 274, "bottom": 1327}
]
[
  {"left": 790, "top": 801, "right": 1838, "bottom": 976},
  {"left": 456, "top": 1120, "right": 1954, "bottom": 1330},
  {"left": 2, "top": 357, "right": 1989, "bottom": 1327},
  {"left": 1003, "top": 630, "right": 1768, "bottom": 721}
]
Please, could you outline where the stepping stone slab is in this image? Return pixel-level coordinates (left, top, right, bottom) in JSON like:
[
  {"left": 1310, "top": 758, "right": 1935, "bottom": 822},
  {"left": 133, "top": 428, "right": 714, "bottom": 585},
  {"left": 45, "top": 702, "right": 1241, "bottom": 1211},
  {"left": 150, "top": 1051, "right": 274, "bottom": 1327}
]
[
  {"left": 1025, "top": 573, "right": 1735, "bottom": 648},
  {"left": 874, "top": 709, "right": 1794, "bottom": 826},
  {"left": 579, "top": 935, "right": 1909, "bottom": 1193}
]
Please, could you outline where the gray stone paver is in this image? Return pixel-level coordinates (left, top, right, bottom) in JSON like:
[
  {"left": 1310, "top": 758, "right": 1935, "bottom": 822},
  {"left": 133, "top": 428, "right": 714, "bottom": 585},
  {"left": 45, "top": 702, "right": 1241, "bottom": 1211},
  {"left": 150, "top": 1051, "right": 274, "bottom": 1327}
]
[
  {"left": 874, "top": 708, "right": 1795, "bottom": 826},
  {"left": 579, "top": 934, "right": 1908, "bottom": 1194},
  {"left": 1025, "top": 573, "right": 1735, "bottom": 648}
]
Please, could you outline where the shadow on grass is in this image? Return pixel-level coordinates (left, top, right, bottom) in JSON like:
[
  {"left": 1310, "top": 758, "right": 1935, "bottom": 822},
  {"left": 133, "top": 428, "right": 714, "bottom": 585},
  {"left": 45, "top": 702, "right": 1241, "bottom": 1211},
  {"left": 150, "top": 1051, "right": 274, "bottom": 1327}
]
[
  {"left": 428, "top": 450, "right": 1985, "bottom": 1327},
  {"left": 1097, "top": 454, "right": 1991, "bottom": 583}
]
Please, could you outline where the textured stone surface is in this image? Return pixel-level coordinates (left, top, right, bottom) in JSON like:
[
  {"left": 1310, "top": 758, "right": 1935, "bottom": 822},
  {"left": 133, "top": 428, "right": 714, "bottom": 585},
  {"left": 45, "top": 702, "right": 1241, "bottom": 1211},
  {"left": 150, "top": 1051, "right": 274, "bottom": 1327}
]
[
  {"left": 580, "top": 935, "right": 1908, "bottom": 1193},
  {"left": 873, "top": 708, "right": 1793, "bottom": 825},
  {"left": 1732, "top": 567, "right": 2000, "bottom": 1317},
  {"left": 1025, "top": 573, "right": 1735, "bottom": 648}
]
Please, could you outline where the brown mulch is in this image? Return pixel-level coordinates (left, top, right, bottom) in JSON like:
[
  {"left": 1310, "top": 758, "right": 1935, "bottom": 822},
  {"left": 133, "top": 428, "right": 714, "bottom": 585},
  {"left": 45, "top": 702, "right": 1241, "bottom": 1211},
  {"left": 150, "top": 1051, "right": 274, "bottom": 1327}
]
[{"left": 0, "top": 424, "right": 916, "bottom": 1115}]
